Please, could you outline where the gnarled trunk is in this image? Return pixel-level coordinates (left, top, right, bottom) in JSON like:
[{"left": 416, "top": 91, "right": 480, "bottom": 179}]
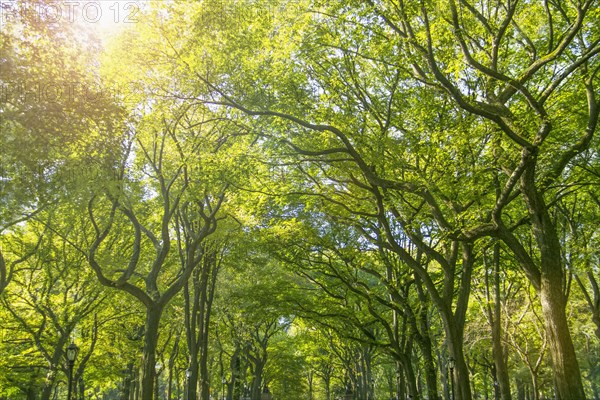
[
  {"left": 539, "top": 278, "right": 584, "bottom": 400},
  {"left": 521, "top": 170, "right": 585, "bottom": 400}
]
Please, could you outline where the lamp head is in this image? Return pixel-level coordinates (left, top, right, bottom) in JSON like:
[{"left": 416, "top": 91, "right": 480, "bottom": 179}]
[{"left": 66, "top": 342, "right": 79, "bottom": 363}]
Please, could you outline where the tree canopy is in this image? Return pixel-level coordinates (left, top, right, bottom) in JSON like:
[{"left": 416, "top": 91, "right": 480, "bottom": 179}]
[{"left": 0, "top": 1, "right": 598, "bottom": 400}]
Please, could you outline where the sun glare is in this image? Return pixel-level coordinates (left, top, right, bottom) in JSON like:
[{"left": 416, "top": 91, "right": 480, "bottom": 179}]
[
  {"left": 2, "top": 1, "right": 146, "bottom": 43},
  {"left": 72, "top": 1, "right": 142, "bottom": 42}
]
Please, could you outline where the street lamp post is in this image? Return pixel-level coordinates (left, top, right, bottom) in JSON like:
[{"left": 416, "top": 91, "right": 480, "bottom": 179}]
[
  {"left": 222, "top": 377, "right": 227, "bottom": 400},
  {"left": 66, "top": 342, "right": 79, "bottom": 400},
  {"left": 448, "top": 357, "right": 455, "bottom": 400},
  {"left": 185, "top": 369, "right": 192, "bottom": 400}
]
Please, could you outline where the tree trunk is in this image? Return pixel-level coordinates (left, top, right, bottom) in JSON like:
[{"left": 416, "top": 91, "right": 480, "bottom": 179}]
[
  {"left": 228, "top": 346, "right": 241, "bottom": 400},
  {"left": 199, "top": 350, "right": 210, "bottom": 400},
  {"left": 40, "top": 367, "right": 57, "bottom": 400},
  {"left": 521, "top": 173, "right": 586, "bottom": 400},
  {"left": 489, "top": 244, "right": 512, "bottom": 400},
  {"left": 184, "top": 276, "right": 200, "bottom": 400},
  {"left": 532, "top": 371, "right": 540, "bottom": 400},
  {"left": 133, "top": 368, "right": 140, "bottom": 400},
  {"left": 78, "top": 375, "right": 85, "bottom": 400},
  {"left": 198, "top": 252, "right": 218, "bottom": 400},
  {"left": 141, "top": 304, "right": 163, "bottom": 400},
  {"left": 441, "top": 244, "right": 474, "bottom": 400},
  {"left": 307, "top": 371, "right": 314, "bottom": 400},
  {"left": 447, "top": 326, "right": 472, "bottom": 400},
  {"left": 121, "top": 362, "right": 135, "bottom": 400},
  {"left": 188, "top": 358, "right": 199, "bottom": 400},
  {"left": 251, "top": 358, "right": 265, "bottom": 400},
  {"left": 516, "top": 378, "right": 525, "bottom": 400},
  {"left": 324, "top": 371, "right": 331, "bottom": 400},
  {"left": 420, "top": 337, "right": 440, "bottom": 400},
  {"left": 185, "top": 248, "right": 219, "bottom": 400},
  {"left": 416, "top": 276, "right": 440, "bottom": 400},
  {"left": 396, "top": 361, "right": 405, "bottom": 400},
  {"left": 41, "top": 333, "right": 71, "bottom": 400},
  {"left": 400, "top": 352, "right": 418, "bottom": 400},
  {"left": 539, "top": 281, "right": 584, "bottom": 400}
]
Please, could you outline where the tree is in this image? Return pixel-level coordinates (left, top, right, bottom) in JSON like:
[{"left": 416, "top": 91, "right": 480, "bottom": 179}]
[
  {"left": 79, "top": 109, "right": 226, "bottom": 398},
  {"left": 0, "top": 221, "right": 105, "bottom": 400}
]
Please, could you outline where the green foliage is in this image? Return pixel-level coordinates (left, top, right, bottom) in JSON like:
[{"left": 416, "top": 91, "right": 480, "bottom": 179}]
[{"left": 1, "top": 1, "right": 599, "bottom": 399}]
